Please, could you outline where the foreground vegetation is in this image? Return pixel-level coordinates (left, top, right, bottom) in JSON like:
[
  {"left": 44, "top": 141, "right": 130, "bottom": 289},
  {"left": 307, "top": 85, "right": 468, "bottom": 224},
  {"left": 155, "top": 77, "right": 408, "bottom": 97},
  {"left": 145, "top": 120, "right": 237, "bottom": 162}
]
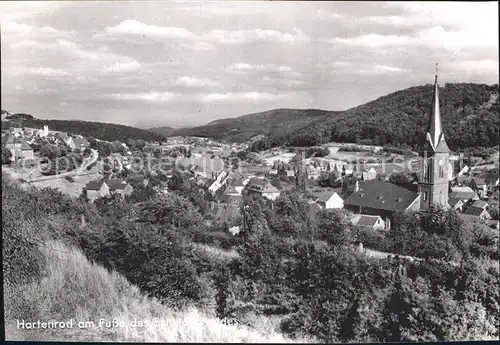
[{"left": 3, "top": 173, "right": 499, "bottom": 342}]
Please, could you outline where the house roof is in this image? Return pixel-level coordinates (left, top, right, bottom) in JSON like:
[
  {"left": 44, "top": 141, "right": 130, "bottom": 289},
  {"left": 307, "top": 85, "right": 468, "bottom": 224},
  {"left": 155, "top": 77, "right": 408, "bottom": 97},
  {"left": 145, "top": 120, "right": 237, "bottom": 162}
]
[
  {"left": 463, "top": 206, "right": 486, "bottom": 217},
  {"left": 344, "top": 180, "right": 419, "bottom": 213},
  {"left": 73, "top": 137, "right": 89, "bottom": 147},
  {"left": 448, "top": 197, "right": 463, "bottom": 207},
  {"left": 470, "top": 200, "right": 488, "bottom": 209},
  {"left": 55, "top": 132, "right": 68, "bottom": 140},
  {"left": 218, "top": 194, "right": 242, "bottom": 205},
  {"left": 246, "top": 177, "right": 269, "bottom": 189},
  {"left": 449, "top": 186, "right": 477, "bottom": 200},
  {"left": 354, "top": 215, "right": 382, "bottom": 227},
  {"left": 85, "top": 179, "right": 106, "bottom": 191},
  {"left": 473, "top": 177, "right": 487, "bottom": 186},
  {"left": 231, "top": 177, "right": 244, "bottom": 187},
  {"left": 20, "top": 141, "right": 32, "bottom": 150},
  {"left": 106, "top": 179, "right": 129, "bottom": 190},
  {"left": 308, "top": 201, "right": 322, "bottom": 215},
  {"left": 458, "top": 214, "right": 483, "bottom": 223},
  {"left": 313, "top": 190, "right": 342, "bottom": 204}
]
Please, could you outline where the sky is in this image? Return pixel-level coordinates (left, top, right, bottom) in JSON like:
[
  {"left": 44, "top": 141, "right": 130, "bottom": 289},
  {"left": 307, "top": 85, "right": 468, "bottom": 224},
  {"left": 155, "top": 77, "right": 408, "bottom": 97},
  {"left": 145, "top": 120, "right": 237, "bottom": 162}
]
[{"left": 1, "top": 1, "right": 498, "bottom": 128}]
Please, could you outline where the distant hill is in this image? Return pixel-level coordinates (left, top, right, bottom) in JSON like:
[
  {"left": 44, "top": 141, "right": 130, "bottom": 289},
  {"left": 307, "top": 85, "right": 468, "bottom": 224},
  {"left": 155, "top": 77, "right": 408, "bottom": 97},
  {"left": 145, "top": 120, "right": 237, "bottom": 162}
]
[
  {"left": 2, "top": 113, "right": 167, "bottom": 143},
  {"left": 168, "top": 83, "right": 499, "bottom": 150},
  {"left": 171, "top": 108, "right": 338, "bottom": 143},
  {"left": 148, "top": 126, "right": 178, "bottom": 137}
]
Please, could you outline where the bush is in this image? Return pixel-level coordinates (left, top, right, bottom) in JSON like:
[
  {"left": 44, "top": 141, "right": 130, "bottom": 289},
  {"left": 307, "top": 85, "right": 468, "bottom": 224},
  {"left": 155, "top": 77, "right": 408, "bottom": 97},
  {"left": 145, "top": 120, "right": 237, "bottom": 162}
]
[{"left": 354, "top": 227, "right": 389, "bottom": 252}]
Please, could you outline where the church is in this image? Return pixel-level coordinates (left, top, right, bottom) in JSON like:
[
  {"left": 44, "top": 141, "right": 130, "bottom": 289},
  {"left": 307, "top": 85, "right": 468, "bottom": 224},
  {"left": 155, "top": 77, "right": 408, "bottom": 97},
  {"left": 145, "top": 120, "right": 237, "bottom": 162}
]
[{"left": 344, "top": 67, "right": 450, "bottom": 229}]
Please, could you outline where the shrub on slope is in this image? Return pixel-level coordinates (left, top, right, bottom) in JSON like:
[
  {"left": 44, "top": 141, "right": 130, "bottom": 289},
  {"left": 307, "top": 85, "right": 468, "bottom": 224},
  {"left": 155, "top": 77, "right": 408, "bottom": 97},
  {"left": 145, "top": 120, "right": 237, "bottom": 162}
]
[{"left": 4, "top": 240, "right": 310, "bottom": 343}]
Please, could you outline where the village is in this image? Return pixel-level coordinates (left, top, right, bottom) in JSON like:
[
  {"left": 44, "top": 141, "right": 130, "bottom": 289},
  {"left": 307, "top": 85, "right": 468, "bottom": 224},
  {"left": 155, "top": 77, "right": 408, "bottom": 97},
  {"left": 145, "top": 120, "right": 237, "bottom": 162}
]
[{"left": 2, "top": 73, "right": 499, "bottom": 239}]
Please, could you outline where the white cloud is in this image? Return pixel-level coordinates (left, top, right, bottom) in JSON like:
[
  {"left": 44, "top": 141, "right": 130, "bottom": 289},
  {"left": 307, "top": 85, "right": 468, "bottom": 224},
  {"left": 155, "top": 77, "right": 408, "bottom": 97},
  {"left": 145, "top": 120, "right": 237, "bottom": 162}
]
[
  {"left": 332, "top": 61, "right": 354, "bottom": 68},
  {"left": 229, "top": 63, "right": 292, "bottom": 73},
  {"left": 28, "top": 67, "right": 70, "bottom": 77},
  {"left": 262, "top": 76, "right": 304, "bottom": 88},
  {"left": 9, "top": 39, "right": 44, "bottom": 50},
  {"left": 316, "top": 10, "right": 342, "bottom": 21},
  {"left": 450, "top": 59, "right": 499, "bottom": 74},
  {"left": 1, "top": 20, "right": 32, "bottom": 34},
  {"left": 103, "top": 60, "right": 141, "bottom": 73},
  {"left": 355, "top": 64, "right": 410, "bottom": 75},
  {"left": 106, "top": 91, "right": 180, "bottom": 103},
  {"left": 207, "top": 28, "right": 309, "bottom": 44},
  {"left": 200, "top": 92, "right": 281, "bottom": 103},
  {"left": 105, "top": 19, "right": 198, "bottom": 39},
  {"left": 416, "top": 26, "right": 497, "bottom": 52},
  {"left": 104, "top": 20, "right": 309, "bottom": 45},
  {"left": 324, "top": 33, "right": 412, "bottom": 47},
  {"left": 175, "top": 76, "right": 220, "bottom": 87},
  {"left": 179, "top": 42, "right": 216, "bottom": 51}
]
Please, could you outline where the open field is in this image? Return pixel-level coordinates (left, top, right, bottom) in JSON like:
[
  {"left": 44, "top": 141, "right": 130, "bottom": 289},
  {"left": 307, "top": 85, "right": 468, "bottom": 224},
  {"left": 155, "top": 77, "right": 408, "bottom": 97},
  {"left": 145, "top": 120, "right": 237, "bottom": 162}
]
[{"left": 28, "top": 172, "right": 102, "bottom": 197}]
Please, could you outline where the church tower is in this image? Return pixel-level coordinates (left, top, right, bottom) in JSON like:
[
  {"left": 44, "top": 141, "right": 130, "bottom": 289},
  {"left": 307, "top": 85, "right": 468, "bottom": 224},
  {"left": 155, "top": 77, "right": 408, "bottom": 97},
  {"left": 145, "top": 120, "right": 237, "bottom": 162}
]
[{"left": 418, "top": 64, "right": 450, "bottom": 210}]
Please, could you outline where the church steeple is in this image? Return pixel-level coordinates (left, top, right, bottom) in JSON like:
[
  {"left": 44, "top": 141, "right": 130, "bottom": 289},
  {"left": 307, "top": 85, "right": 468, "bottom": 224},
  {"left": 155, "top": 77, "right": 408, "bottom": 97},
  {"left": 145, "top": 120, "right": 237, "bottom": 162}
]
[
  {"left": 418, "top": 64, "right": 450, "bottom": 210},
  {"left": 425, "top": 63, "right": 450, "bottom": 153}
]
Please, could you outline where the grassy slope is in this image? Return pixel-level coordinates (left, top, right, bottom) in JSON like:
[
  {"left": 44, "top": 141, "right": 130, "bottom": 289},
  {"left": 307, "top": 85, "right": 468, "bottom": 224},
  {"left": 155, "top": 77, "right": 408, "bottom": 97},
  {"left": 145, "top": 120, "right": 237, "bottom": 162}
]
[{"left": 5, "top": 240, "right": 309, "bottom": 342}]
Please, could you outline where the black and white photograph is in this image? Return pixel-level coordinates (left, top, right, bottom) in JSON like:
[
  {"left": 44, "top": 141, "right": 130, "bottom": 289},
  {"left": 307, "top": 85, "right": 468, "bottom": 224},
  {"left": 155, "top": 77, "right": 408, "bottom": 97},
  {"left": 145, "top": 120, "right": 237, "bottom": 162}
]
[{"left": 1, "top": 0, "right": 499, "bottom": 342}]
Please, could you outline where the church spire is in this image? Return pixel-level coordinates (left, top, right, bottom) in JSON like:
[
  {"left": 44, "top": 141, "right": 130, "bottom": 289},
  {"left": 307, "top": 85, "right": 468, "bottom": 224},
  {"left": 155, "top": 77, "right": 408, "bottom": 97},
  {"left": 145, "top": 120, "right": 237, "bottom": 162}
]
[{"left": 425, "top": 63, "right": 449, "bottom": 152}]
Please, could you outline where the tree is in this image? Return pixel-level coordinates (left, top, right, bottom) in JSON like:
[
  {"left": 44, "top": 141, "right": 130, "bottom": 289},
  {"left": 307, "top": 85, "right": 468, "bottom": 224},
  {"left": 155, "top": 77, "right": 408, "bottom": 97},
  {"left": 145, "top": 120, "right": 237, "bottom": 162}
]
[
  {"left": 40, "top": 143, "right": 60, "bottom": 160},
  {"left": 389, "top": 172, "right": 415, "bottom": 186},
  {"left": 140, "top": 192, "right": 203, "bottom": 228},
  {"left": 83, "top": 147, "right": 92, "bottom": 157},
  {"left": 341, "top": 175, "right": 358, "bottom": 198},
  {"left": 2, "top": 147, "right": 12, "bottom": 164},
  {"left": 316, "top": 209, "right": 353, "bottom": 246}
]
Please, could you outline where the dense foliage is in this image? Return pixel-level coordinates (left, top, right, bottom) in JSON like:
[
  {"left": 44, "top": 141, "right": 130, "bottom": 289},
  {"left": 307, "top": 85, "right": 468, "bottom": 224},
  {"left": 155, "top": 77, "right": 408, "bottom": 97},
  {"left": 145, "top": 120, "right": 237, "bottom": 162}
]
[
  {"left": 3, "top": 173, "right": 499, "bottom": 342},
  {"left": 286, "top": 83, "right": 499, "bottom": 150}
]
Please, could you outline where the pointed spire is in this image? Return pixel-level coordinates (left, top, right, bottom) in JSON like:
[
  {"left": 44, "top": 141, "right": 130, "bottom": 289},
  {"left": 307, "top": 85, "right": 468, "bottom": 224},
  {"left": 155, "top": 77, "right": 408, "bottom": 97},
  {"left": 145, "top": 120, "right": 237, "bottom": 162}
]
[{"left": 426, "top": 63, "right": 449, "bottom": 152}]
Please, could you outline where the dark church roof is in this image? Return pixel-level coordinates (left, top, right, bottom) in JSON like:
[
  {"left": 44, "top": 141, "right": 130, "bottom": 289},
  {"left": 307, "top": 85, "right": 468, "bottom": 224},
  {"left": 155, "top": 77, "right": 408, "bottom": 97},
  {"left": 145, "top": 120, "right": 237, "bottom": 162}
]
[{"left": 344, "top": 180, "right": 419, "bottom": 213}]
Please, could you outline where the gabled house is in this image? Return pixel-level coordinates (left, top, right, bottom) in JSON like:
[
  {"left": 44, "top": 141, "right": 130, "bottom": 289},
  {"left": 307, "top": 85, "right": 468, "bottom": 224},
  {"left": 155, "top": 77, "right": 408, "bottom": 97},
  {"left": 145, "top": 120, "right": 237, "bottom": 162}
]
[
  {"left": 66, "top": 137, "right": 77, "bottom": 150},
  {"left": 470, "top": 177, "right": 488, "bottom": 198},
  {"left": 245, "top": 177, "right": 280, "bottom": 200},
  {"left": 462, "top": 206, "right": 491, "bottom": 220},
  {"left": 361, "top": 167, "right": 377, "bottom": 181},
  {"left": 448, "top": 197, "right": 464, "bottom": 212},
  {"left": 3, "top": 135, "right": 34, "bottom": 162},
  {"left": 449, "top": 186, "right": 479, "bottom": 202},
  {"left": 312, "top": 190, "right": 344, "bottom": 209},
  {"left": 351, "top": 214, "right": 386, "bottom": 231},
  {"left": 73, "top": 136, "right": 90, "bottom": 150},
  {"left": 344, "top": 180, "right": 421, "bottom": 230},
  {"left": 85, "top": 178, "right": 133, "bottom": 202},
  {"left": 469, "top": 199, "right": 488, "bottom": 210}
]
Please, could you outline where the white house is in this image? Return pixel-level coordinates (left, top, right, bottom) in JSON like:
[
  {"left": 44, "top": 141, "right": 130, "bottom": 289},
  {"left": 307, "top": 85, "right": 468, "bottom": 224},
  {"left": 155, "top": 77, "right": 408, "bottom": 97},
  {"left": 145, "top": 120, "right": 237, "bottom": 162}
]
[
  {"left": 351, "top": 214, "right": 386, "bottom": 230},
  {"left": 312, "top": 191, "right": 344, "bottom": 209}
]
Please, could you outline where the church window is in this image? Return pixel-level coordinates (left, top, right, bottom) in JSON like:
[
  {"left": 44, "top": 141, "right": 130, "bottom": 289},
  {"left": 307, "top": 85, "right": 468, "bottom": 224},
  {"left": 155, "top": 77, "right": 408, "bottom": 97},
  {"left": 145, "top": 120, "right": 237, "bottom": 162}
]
[
  {"left": 439, "top": 165, "right": 444, "bottom": 178},
  {"left": 423, "top": 191, "right": 428, "bottom": 201}
]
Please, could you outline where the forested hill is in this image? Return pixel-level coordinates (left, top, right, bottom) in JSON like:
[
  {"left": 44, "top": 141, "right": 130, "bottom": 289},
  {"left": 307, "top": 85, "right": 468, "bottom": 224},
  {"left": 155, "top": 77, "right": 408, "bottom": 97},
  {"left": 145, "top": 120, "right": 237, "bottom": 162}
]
[
  {"left": 171, "top": 108, "right": 338, "bottom": 143},
  {"left": 286, "top": 83, "right": 499, "bottom": 150},
  {"left": 4, "top": 115, "right": 167, "bottom": 143},
  {"left": 169, "top": 83, "right": 498, "bottom": 150},
  {"left": 147, "top": 125, "right": 177, "bottom": 137}
]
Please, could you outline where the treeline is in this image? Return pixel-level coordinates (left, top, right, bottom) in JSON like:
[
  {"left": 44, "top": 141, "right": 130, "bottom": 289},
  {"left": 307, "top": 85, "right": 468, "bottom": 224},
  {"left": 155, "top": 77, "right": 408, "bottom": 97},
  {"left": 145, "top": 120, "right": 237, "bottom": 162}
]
[
  {"left": 14, "top": 117, "right": 167, "bottom": 143},
  {"left": 3, "top": 174, "right": 499, "bottom": 342}
]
